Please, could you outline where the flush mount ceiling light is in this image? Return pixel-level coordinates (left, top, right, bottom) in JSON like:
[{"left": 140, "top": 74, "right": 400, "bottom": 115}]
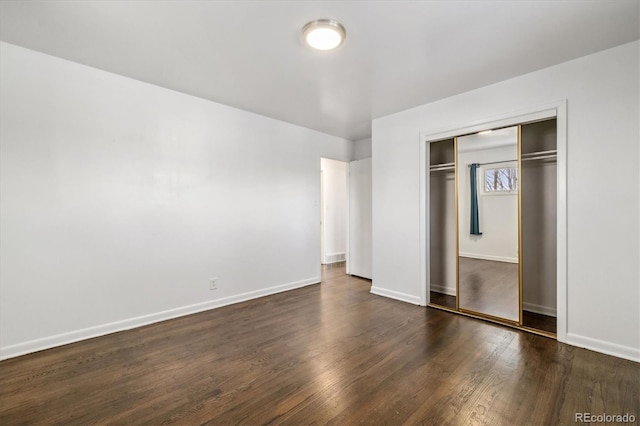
[{"left": 302, "top": 19, "right": 346, "bottom": 51}]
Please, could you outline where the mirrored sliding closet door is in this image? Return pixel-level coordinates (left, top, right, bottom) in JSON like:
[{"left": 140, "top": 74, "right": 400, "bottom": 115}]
[
  {"left": 427, "top": 117, "right": 558, "bottom": 336},
  {"left": 456, "top": 126, "right": 520, "bottom": 323}
]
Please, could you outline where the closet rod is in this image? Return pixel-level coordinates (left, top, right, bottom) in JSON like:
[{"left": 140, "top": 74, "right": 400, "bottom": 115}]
[
  {"left": 430, "top": 162, "right": 454, "bottom": 168},
  {"left": 467, "top": 159, "right": 516, "bottom": 167},
  {"left": 468, "top": 151, "right": 557, "bottom": 167},
  {"left": 522, "top": 149, "right": 557, "bottom": 157},
  {"left": 522, "top": 154, "right": 557, "bottom": 162},
  {"left": 433, "top": 150, "right": 558, "bottom": 169},
  {"left": 430, "top": 165, "right": 455, "bottom": 172}
]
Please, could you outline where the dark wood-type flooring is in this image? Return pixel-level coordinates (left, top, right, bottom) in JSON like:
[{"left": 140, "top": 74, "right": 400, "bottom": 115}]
[
  {"left": 1, "top": 263, "right": 638, "bottom": 424},
  {"left": 430, "top": 290, "right": 457, "bottom": 310},
  {"left": 523, "top": 310, "right": 557, "bottom": 334}
]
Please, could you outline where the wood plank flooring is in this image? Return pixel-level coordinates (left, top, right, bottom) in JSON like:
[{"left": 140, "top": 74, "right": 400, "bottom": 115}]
[
  {"left": 522, "top": 310, "right": 557, "bottom": 334},
  {"left": 429, "top": 291, "right": 457, "bottom": 310},
  {"left": 1, "top": 263, "right": 638, "bottom": 425}
]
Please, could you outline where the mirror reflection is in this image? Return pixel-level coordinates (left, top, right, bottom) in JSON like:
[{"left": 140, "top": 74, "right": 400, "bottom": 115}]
[{"left": 457, "top": 127, "right": 519, "bottom": 322}]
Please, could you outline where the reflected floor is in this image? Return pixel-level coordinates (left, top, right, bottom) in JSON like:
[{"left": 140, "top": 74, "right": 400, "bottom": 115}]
[
  {"left": 459, "top": 257, "right": 519, "bottom": 321},
  {"left": 452, "top": 257, "right": 556, "bottom": 333}
]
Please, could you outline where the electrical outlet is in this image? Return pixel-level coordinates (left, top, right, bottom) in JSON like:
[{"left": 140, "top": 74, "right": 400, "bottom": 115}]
[{"left": 209, "top": 278, "right": 218, "bottom": 290}]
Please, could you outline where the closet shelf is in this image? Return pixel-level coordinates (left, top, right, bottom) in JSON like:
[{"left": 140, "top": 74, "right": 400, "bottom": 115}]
[{"left": 430, "top": 150, "right": 557, "bottom": 171}]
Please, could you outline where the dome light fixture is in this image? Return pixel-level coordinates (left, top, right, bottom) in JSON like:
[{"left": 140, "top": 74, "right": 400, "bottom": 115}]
[{"left": 302, "top": 19, "right": 346, "bottom": 51}]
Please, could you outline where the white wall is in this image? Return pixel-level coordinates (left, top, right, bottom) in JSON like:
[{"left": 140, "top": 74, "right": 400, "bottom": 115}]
[
  {"left": 352, "top": 138, "right": 372, "bottom": 160},
  {"left": 372, "top": 41, "right": 639, "bottom": 361},
  {"left": 0, "top": 42, "right": 352, "bottom": 359},
  {"left": 320, "top": 158, "right": 347, "bottom": 263}
]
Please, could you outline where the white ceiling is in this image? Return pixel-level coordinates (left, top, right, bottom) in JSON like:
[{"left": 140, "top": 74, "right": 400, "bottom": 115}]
[{"left": 1, "top": 1, "right": 638, "bottom": 141}]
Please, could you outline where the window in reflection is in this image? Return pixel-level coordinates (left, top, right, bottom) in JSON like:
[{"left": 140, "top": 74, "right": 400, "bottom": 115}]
[{"left": 484, "top": 166, "right": 518, "bottom": 193}]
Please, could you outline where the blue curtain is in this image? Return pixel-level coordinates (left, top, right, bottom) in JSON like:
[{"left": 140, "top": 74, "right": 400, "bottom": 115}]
[{"left": 470, "top": 163, "right": 482, "bottom": 235}]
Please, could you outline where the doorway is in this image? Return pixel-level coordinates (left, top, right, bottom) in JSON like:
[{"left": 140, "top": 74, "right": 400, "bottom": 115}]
[{"left": 320, "top": 158, "right": 348, "bottom": 266}]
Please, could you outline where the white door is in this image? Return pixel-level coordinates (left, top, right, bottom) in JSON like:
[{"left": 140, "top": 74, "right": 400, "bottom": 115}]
[
  {"left": 320, "top": 170, "right": 325, "bottom": 264},
  {"left": 348, "top": 158, "right": 372, "bottom": 279}
]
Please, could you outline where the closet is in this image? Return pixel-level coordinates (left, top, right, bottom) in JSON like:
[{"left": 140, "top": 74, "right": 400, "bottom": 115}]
[
  {"left": 521, "top": 119, "right": 557, "bottom": 333},
  {"left": 429, "top": 139, "right": 456, "bottom": 309},
  {"left": 427, "top": 118, "right": 557, "bottom": 336}
]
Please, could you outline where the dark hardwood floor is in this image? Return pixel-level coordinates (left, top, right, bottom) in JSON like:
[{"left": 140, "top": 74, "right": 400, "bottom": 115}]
[
  {"left": 429, "top": 291, "right": 456, "bottom": 309},
  {"left": 523, "top": 310, "right": 557, "bottom": 334},
  {"left": 1, "top": 263, "right": 638, "bottom": 425}
]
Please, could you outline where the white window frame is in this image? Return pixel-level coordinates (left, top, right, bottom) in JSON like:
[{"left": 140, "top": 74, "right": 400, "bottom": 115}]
[{"left": 481, "top": 163, "right": 518, "bottom": 196}]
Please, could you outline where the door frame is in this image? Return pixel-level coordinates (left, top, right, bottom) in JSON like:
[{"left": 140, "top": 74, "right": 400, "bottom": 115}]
[
  {"left": 418, "top": 100, "right": 568, "bottom": 343},
  {"left": 320, "top": 169, "right": 325, "bottom": 264},
  {"left": 346, "top": 162, "right": 351, "bottom": 274},
  {"left": 319, "top": 157, "right": 350, "bottom": 269}
]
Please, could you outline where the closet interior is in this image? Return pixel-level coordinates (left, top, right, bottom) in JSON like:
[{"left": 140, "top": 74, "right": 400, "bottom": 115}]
[
  {"left": 429, "top": 139, "right": 456, "bottom": 310},
  {"left": 521, "top": 119, "right": 557, "bottom": 333},
  {"left": 427, "top": 118, "right": 558, "bottom": 337}
]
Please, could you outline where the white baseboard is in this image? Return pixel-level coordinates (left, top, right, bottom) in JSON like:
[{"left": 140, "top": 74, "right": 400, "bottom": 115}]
[
  {"left": 459, "top": 253, "right": 518, "bottom": 263},
  {"left": 430, "top": 284, "right": 456, "bottom": 297},
  {"left": 323, "top": 252, "right": 346, "bottom": 264},
  {"left": 0, "top": 277, "right": 320, "bottom": 361},
  {"left": 370, "top": 286, "right": 421, "bottom": 305},
  {"left": 522, "top": 302, "right": 557, "bottom": 317},
  {"left": 566, "top": 333, "right": 639, "bottom": 363}
]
